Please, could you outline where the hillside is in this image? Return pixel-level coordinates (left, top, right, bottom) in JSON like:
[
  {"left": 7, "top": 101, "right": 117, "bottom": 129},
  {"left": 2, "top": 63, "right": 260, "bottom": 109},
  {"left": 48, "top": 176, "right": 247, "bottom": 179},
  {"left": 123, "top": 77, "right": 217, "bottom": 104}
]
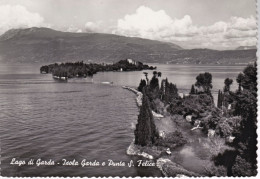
[
  {"left": 0, "top": 27, "right": 181, "bottom": 63},
  {"left": 0, "top": 27, "right": 256, "bottom": 64},
  {"left": 236, "top": 46, "right": 257, "bottom": 50},
  {"left": 164, "top": 48, "right": 256, "bottom": 65}
]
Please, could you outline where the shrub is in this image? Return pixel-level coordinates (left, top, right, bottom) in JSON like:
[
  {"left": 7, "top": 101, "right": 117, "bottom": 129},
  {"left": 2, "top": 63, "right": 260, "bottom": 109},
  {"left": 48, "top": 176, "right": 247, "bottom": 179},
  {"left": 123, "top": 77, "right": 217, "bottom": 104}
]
[
  {"left": 232, "top": 156, "right": 257, "bottom": 176},
  {"left": 204, "top": 162, "right": 227, "bottom": 176},
  {"left": 155, "top": 131, "right": 187, "bottom": 149}
]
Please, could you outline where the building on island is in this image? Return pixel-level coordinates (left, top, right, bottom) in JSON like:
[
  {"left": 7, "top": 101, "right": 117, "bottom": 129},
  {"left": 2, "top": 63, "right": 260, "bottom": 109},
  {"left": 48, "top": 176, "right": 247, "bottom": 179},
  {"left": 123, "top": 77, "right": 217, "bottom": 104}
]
[{"left": 126, "top": 58, "right": 143, "bottom": 66}]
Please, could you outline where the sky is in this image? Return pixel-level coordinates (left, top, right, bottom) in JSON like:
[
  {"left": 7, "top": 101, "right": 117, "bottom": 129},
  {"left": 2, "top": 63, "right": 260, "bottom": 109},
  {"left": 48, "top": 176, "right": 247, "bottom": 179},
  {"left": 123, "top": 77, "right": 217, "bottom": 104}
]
[{"left": 0, "top": 0, "right": 257, "bottom": 49}]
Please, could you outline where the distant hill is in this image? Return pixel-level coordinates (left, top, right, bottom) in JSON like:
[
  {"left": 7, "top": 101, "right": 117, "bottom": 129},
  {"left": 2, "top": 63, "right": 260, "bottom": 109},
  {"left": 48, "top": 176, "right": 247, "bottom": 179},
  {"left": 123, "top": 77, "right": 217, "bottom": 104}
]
[
  {"left": 164, "top": 48, "right": 256, "bottom": 65},
  {"left": 236, "top": 46, "right": 257, "bottom": 50},
  {"left": 0, "top": 27, "right": 181, "bottom": 63},
  {"left": 0, "top": 27, "right": 256, "bottom": 64}
]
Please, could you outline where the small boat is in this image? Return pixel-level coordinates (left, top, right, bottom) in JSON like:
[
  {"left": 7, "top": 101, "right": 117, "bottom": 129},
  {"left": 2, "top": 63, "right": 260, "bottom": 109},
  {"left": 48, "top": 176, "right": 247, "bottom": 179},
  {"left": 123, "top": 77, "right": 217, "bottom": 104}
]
[
  {"left": 60, "top": 77, "right": 67, "bottom": 80},
  {"left": 101, "top": 81, "right": 113, "bottom": 84},
  {"left": 53, "top": 76, "right": 68, "bottom": 81}
]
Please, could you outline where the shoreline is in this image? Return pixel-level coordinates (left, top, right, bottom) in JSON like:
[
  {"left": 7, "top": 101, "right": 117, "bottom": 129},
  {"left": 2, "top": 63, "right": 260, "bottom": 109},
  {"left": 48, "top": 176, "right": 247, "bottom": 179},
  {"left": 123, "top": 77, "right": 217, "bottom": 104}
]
[
  {"left": 122, "top": 86, "right": 142, "bottom": 107},
  {"left": 122, "top": 86, "right": 164, "bottom": 118},
  {"left": 122, "top": 85, "right": 200, "bottom": 177}
]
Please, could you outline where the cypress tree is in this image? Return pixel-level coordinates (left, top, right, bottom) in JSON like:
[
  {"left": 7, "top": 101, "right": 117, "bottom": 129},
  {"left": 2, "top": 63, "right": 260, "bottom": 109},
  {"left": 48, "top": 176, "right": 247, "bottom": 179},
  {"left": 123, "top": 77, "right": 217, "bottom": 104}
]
[
  {"left": 134, "top": 88, "right": 158, "bottom": 146},
  {"left": 160, "top": 79, "right": 166, "bottom": 100},
  {"left": 220, "top": 91, "right": 223, "bottom": 107},
  {"left": 190, "top": 85, "right": 195, "bottom": 94},
  {"left": 217, "top": 90, "right": 220, "bottom": 108},
  {"left": 217, "top": 90, "right": 223, "bottom": 108},
  {"left": 236, "top": 73, "right": 243, "bottom": 92},
  {"left": 150, "top": 76, "right": 159, "bottom": 90},
  {"left": 137, "top": 79, "right": 146, "bottom": 92}
]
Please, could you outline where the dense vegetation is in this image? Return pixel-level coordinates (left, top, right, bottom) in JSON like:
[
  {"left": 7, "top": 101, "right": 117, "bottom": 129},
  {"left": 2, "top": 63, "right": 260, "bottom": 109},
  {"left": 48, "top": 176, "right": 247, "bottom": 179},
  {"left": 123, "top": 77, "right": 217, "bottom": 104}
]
[
  {"left": 214, "top": 63, "right": 257, "bottom": 176},
  {"left": 134, "top": 63, "right": 257, "bottom": 176},
  {"left": 135, "top": 71, "right": 187, "bottom": 148},
  {"left": 40, "top": 59, "right": 156, "bottom": 78}
]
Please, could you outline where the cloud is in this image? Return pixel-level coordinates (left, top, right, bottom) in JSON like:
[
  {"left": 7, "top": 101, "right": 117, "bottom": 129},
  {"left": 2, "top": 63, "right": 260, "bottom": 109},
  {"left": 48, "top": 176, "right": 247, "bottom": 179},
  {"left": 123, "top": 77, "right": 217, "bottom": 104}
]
[
  {"left": 200, "top": 21, "right": 228, "bottom": 34},
  {"left": 113, "top": 6, "right": 197, "bottom": 40},
  {"left": 116, "top": 6, "right": 173, "bottom": 37},
  {"left": 224, "top": 29, "right": 256, "bottom": 39},
  {"left": 0, "top": 5, "right": 46, "bottom": 34},
  {"left": 85, "top": 21, "right": 103, "bottom": 33},
  {"left": 230, "top": 16, "right": 256, "bottom": 31},
  {"left": 84, "top": 20, "right": 116, "bottom": 34},
  {"left": 66, "top": 25, "right": 82, "bottom": 33},
  {"left": 112, "top": 6, "right": 256, "bottom": 49}
]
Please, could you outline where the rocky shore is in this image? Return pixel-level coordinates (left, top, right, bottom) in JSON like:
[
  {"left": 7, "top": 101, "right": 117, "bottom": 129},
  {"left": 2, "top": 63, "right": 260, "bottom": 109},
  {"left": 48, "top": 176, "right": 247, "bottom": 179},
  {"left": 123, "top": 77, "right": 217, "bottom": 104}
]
[{"left": 157, "top": 158, "right": 200, "bottom": 177}]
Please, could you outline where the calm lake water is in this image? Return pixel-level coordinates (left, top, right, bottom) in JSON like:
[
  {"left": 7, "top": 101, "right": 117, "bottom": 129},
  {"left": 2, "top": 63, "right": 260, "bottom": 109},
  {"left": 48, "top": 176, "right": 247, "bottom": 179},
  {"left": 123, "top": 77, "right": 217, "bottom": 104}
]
[{"left": 0, "top": 63, "right": 245, "bottom": 177}]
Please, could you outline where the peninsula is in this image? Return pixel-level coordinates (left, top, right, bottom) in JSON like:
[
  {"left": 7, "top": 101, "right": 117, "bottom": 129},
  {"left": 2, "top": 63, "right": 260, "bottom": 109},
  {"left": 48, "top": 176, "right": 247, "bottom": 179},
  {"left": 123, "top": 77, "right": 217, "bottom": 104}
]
[{"left": 129, "top": 63, "right": 257, "bottom": 177}]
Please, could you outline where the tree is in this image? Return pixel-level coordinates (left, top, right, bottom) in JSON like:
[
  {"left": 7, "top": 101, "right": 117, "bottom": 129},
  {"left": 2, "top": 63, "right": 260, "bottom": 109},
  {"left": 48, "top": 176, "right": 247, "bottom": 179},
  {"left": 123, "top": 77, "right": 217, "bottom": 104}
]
[
  {"left": 150, "top": 76, "right": 159, "bottom": 90},
  {"left": 222, "top": 78, "right": 233, "bottom": 108},
  {"left": 137, "top": 79, "right": 146, "bottom": 92},
  {"left": 143, "top": 72, "right": 149, "bottom": 84},
  {"left": 195, "top": 72, "right": 213, "bottom": 94},
  {"left": 240, "top": 63, "right": 257, "bottom": 91},
  {"left": 217, "top": 90, "right": 223, "bottom": 108},
  {"left": 190, "top": 85, "right": 195, "bottom": 94},
  {"left": 134, "top": 88, "right": 159, "bottom": 146},
  {"left": 40, "top": 66, "right": 49, "bottom": 73},
  {"left": 232, "top": 89, "right": 257, "bottom": 167},
  {"left": 215, "top": 63, "right": 257, "bottom": 176},
  {"left": 236, "top": 73, "right": 244, "bottom": 92},
  {"left": 153, "top": 71, "right": 158, "bottom": 77},
  {"left": 224, "top": 78, "right": 233, "bottom": 92},
  {"left": 160, "top": 78, "right": 178, "bottom": 104},
  {"left": 232, "top": 156, "right": 256, "bottom": 176}
]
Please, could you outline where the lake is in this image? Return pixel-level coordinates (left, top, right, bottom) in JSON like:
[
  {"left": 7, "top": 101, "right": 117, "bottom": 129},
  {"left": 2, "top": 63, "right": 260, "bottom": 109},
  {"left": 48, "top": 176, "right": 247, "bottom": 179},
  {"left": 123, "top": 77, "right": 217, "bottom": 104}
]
[{"left": 0, "top": 63, "right": 245, "bottom": 176}]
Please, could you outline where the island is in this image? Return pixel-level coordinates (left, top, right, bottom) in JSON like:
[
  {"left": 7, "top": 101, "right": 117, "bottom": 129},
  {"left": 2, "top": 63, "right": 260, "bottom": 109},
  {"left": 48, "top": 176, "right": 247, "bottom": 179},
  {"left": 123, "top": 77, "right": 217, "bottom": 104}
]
[{"left": 40, "top": 59, "right": 156, "bottom": 79}]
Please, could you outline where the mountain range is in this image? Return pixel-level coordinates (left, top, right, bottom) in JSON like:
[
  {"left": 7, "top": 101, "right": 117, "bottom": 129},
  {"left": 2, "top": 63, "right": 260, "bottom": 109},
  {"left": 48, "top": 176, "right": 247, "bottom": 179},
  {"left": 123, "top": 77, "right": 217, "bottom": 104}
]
[{"left": 0, "top": 27, "right": 256, "bottom": 64}]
